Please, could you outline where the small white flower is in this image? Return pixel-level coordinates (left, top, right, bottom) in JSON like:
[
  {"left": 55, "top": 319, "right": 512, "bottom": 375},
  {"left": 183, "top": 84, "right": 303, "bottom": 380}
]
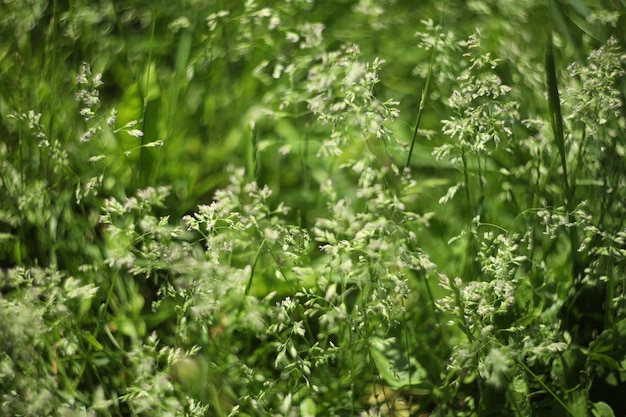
[
  {"left": 126, "top": 129, "right": 144, "bottom": 137},
  {"left": 286, "top": 32, "right": 299, "bottom": 43}
]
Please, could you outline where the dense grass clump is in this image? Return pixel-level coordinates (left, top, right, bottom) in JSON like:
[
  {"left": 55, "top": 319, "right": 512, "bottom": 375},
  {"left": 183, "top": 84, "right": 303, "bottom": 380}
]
[{"left": 1, "top": 1, "right": 625, "bottom": 416}]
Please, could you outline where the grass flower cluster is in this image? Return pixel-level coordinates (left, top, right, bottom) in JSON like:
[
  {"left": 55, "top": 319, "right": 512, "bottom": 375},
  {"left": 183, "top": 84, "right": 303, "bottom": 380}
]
[{"left": 1, "top": 1, "right": 625, "bottom": 416}]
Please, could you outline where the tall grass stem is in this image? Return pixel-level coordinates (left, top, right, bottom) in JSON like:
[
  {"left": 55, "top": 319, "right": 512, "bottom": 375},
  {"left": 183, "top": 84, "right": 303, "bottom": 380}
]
[{"left": 404, "top": 1, "right": 447, "bottom": 171}]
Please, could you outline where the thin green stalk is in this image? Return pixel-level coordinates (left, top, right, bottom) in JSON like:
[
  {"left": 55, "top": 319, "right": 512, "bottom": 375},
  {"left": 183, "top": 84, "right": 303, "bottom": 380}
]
[
  {"left": 460, "top": 147, "right": 481, "bottom": 280},
  {"left": 460, "top": 147, "right": 472, "bottom": 218},
  {"left": 605, "top": 258, "right": 615, "bottom": 332},
  {"left": 302, "top": 123, "right": 310, "bottom": 195},
  {"left": 247, "top": 123, "right": 258, "bottom": 183},
  {"left": 400, "top": 296, "right": 414, "bottom": 411},
  {"left": 572, "top": 123, "right": 588, "bottom": 183},
  {"left": 17, "top": 110, "right": 24, "bottom": 193},
  {"left": 517, "top": 358, "right": 576, "bottom": 417},
  {"left": 44, "top": 0, "right": 59, "bottom": 176},
  {"left": 404, "top": 1, "right": 447, "bottom": 170},
  {"left": 168, "top": 27, "right": 192, "bottom": 131},
  {"left": 245, "top": 239, "right": 265, "bottom": 296},
  {"left": 263, "top": 240, "right": 316, "bottom": 347},
  {"left": 476, "top": 155, "right": 485, "bottom": 200},
  {"left": 139, "top": 7, "right": 157, "bottom": 186},
  {"left": 449, "top": 274, "right": 474, "bottom": 343},
  {"left": 349, "top": 317, "right": 356, "bottom": 417}
]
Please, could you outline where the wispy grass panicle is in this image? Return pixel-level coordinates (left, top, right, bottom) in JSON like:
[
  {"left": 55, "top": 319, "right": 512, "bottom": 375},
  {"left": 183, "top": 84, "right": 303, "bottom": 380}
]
[
  {"left": 3, "top": 2, "right": 626, "bottom": 416},
  {"left": 434, "top": 31, "right": 518, "bottom": 213}
]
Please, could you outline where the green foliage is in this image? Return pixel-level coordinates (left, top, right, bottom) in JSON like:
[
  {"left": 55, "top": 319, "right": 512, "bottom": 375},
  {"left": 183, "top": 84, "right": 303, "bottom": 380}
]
[{"left": 1, "top": 0, "right": 626, "bottom": 416}]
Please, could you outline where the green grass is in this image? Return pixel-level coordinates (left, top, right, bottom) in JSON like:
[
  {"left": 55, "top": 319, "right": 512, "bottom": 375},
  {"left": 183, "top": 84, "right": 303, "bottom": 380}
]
[{"left": 1, "top": 1, "right": 626, "bottom": 416}]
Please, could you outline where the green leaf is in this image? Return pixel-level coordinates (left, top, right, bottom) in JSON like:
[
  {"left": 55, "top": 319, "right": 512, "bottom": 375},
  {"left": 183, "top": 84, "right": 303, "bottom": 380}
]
[
  {"left": 370, "top": 337, "right": 429, "bottom": 391},
  {"left": 552, "top": 347, "right": 585, "bottom": 390},
  {"left": 589, "top": 318, "right": 626, "bottom": 355},
  {"left": 592, "top": 401, "right": 616, "bottom": 417},
  {"left": 140, "top": 62, "right": 160, "bottom": 101},
  {"left": 299, "top": 397, "right": 316, "bottom": 417},
  {"left": 83, "top": 332, "right": 104, "bottom": 351}
]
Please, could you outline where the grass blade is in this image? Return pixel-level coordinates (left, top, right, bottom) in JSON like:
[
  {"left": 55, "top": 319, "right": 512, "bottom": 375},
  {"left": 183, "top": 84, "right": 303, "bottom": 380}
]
[
  {"left": 545, "top": 29, "right": 581, "bottom": 279},
  {"left": 545, "top": 32, "right": 568, "bottom": 193}
]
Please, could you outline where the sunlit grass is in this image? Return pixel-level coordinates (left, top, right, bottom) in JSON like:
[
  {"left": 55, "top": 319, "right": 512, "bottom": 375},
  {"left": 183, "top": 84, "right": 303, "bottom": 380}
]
[{"left": 1, "top": 1, "right": 625, "bottom": 416}]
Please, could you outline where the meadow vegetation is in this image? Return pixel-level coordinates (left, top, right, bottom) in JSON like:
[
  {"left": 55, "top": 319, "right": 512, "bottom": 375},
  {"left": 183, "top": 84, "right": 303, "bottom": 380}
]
[{"left": 1, "top": 0, "right": 625, "bottom": 416}]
